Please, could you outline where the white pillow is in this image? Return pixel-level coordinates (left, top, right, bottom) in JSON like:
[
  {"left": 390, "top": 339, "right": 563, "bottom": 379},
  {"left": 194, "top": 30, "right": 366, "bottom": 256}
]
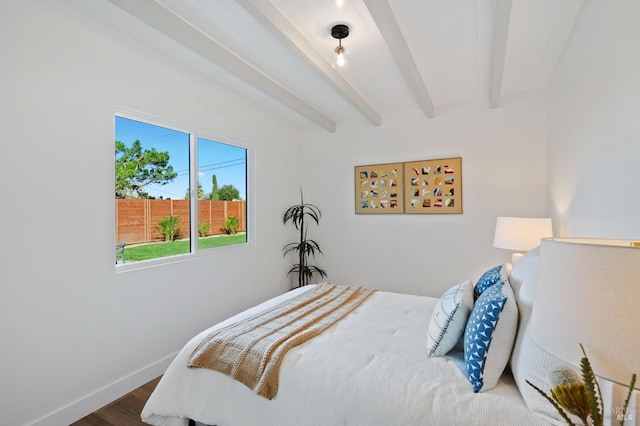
[
  {"left": 464, "top": 280, "right": 518, "bottom": 392},
  {"left": 509, "top": 248, "right": 569, "bottom": 425},
  {"left": 426, "top": 280, "right": 474, "bottom": 357},
  {"left": 507, "top": 246, "right": 539, "bottom": 298}
]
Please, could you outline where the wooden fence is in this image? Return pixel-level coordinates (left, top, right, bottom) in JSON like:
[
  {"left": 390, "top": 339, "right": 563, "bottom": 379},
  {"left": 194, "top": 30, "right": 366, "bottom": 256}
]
[{"left": 116, "top": 199, "right": 246, "bottom": 245}]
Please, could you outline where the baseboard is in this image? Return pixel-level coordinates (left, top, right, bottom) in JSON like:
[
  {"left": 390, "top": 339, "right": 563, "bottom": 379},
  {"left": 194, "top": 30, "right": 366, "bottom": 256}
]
[{"left": 27, "top": 352, "right": 177, "bottom": 426}]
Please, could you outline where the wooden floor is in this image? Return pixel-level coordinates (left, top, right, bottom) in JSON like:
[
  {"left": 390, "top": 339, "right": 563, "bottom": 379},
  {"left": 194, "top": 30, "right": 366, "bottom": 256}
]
[{"left": 70, "top": 377, "right": 161, "bottom": 426}]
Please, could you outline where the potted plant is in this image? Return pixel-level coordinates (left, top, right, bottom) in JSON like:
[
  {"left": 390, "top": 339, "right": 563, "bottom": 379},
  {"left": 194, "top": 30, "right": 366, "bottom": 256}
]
[
  {"left": 527, "top": 344, "right": 637, "bottom": 426},
  {"left": 283, "top": 189, "right": 327, "bottom": 287}
]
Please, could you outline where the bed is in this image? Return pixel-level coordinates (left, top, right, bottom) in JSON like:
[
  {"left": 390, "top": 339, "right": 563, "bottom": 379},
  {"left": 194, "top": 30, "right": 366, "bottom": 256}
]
[{"left": 142, "top": 248, "right": 563, "bottom": 426}]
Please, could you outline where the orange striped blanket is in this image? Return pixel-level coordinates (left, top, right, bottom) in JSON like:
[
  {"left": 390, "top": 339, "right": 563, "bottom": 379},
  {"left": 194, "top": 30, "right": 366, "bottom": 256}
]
[{"left": 187, "top": 283, "right": 376, "bottom": 399}]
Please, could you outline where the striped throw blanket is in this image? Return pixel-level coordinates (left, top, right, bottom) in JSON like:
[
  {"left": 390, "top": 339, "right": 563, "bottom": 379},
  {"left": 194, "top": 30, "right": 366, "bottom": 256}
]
[{"left": 187, "top": 283, "right": 376, "bottom": 399}]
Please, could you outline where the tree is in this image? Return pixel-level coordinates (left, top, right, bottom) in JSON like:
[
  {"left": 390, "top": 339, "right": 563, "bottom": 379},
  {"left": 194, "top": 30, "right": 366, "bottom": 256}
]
[
  {"left": 210, "top": 174, "right": 219, "bottom": 200},
  {"left": 185, "top": 182, "right": 204, "bottom": 200},
  {"left": 115, "top": 140, "right": 177, "bottom": 198},
  {"left": 218, "top": 184, "right": 240, "bottom": 201}
]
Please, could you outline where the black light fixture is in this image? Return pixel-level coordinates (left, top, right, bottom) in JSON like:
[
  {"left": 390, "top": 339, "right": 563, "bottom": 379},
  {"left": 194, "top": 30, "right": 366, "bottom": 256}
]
[{"left": 331, "top": 24, "right": 349, "bottom": 68}]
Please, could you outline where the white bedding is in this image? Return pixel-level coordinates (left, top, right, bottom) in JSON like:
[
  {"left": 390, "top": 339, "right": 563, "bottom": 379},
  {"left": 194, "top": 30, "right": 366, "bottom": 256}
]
[{"left": 142, "top": 285, "right": 548, "bottom": 426}]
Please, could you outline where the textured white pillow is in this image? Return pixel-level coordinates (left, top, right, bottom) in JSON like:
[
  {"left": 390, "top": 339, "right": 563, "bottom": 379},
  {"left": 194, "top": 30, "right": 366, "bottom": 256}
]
[
  {"left": 507, "top": 246, "right": 539, "bottom": 298},
  {"left": 426, "top": 280, "right": 474, "bottom": 357},
  {"left": 464, "top": 280, "right": 518, "bottom": 392},
  {"left": 509, "top": 248, "right": 568, "bottom": 425}
]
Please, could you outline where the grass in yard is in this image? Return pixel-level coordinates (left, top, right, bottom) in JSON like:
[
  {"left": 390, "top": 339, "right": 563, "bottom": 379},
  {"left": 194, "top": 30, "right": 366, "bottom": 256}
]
[
  {"left": 199, "top": 233, "right": 247, "bottom": 249},
  {"left": 124, "top": 234, "right": 247, "bottom": 262}
]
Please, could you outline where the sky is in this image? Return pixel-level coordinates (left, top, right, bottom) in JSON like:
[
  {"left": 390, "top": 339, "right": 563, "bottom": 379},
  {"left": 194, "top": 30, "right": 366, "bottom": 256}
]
[{"left": 115, "top": 116, "right": 246, "bottom": 199}]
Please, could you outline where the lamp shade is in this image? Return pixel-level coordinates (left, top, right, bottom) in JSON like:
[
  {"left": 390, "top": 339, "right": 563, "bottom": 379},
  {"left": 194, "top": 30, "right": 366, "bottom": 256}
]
[
  {"left": 493, "top": 217, "right": 553, "bottom": 251},
  {"left": 530, "top": 238, "right": 640, "bottom": 389}
]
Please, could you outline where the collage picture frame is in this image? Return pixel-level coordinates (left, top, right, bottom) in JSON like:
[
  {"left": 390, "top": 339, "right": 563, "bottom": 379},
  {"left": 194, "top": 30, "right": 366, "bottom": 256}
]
[
  {"left": 355, "top": 157, "right": 462, "bottom": 215},
  {"left": 354, "top": 162, "right": 405, "bottom": 214}
]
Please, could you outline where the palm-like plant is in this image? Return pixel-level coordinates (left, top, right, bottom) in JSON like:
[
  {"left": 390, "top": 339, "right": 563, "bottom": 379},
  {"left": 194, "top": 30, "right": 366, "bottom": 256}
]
[
  {"left": 222, "top": 216, "right": 240, "bottom": 234},
  {"left": 283, "top": 189, "right": 327, "bottom": 287},
  {"left": 157, "top": 215, "right": 181, "bottom": 242}
]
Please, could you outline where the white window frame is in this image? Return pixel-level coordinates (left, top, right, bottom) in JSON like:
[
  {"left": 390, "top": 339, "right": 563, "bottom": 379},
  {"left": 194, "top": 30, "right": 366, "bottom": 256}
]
[{"left": 114, "top": 108, "right": 254, "bottom": 272}]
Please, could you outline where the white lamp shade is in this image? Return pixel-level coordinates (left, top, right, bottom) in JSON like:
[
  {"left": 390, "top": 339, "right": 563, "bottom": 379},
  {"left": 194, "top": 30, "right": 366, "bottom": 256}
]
[
  {"left": 493, "top": 217, "right": 553, "bottom": 252},
  {"left": 530, "top": 238, "right": 640, "bottom": 388}
]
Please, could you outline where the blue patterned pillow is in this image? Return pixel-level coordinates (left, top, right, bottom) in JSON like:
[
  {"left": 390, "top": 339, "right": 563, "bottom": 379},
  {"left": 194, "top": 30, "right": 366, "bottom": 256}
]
[
  {"left": 464, "top": 281, "right": 518, "bottom": 392},
  {"left": 474, "top": 264, "right": 507, "bottom": 299}
]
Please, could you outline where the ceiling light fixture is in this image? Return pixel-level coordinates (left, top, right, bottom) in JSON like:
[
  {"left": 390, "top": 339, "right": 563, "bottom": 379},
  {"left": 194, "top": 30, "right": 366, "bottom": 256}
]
[{"left": 331, "top": 24, "right": 350, "bottom": 69}]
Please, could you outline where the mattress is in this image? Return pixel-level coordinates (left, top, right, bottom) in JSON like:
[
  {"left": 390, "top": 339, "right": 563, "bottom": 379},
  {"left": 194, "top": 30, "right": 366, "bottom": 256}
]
[{"left": 142, "top": 285, "right": 548, "bottom": 426}]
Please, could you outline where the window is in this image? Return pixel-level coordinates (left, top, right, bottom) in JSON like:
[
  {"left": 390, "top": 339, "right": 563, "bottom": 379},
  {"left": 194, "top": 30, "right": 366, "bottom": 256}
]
[{"left": 115, "top": 114, "right": 248, "bottom": 267}]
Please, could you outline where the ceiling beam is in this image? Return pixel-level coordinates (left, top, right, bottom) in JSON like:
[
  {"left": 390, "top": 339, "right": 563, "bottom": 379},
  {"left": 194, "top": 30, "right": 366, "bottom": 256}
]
[
  {"left": 490, "top": 0, "right": 512, "bottom": 108},
  {"left": 362, "top": 0, "right": 435, "bottom": 119},
  {"left": 107, "top": 0, "right": 337, "bottom": 132},
  {"left": 236, "top": 0, "right": 382, "bottom": 126}
]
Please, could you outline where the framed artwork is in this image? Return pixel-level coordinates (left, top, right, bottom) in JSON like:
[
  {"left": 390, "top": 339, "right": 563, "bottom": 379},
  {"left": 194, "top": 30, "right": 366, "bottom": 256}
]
[
  {"left": 354, "top": 163, "right": 404, "bottom": 214},
  {"left": 404, "top": 157, "right": 462, "bottom": 214}
]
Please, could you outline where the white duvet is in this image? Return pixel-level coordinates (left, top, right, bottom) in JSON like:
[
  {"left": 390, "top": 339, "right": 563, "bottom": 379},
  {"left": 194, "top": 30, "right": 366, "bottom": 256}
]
[{"left": 142, "top": 285, "right": 548, "bottom": 426}]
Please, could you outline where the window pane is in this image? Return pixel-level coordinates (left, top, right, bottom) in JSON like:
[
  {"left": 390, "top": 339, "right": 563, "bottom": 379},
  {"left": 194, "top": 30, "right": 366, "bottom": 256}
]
[
  {"left": 115, "top": 116, "right": 191, "bottom": 263},
  {"left": 197, "top": 137, "right": 247, "bottom": 249}
]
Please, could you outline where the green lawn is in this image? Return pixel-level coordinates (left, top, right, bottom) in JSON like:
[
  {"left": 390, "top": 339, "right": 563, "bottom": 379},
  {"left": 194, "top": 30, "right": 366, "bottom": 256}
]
[{"left": 123, "top": 234, "right": 247, "bottom": 262}]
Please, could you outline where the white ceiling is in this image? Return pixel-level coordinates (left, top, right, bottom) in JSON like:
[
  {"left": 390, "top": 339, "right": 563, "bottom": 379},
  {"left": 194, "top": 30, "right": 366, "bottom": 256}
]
[{"left": 104, "top": 0, "right": 584, "bottom": 132}]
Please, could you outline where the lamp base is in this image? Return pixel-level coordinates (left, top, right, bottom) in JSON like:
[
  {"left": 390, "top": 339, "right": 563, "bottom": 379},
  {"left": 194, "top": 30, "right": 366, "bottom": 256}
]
[{"left": 511, "top": 252, "right": 524, "bottom": 264}]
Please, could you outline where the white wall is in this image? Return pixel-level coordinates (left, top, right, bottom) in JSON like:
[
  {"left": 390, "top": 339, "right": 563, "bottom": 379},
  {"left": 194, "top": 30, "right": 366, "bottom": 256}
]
[
  {"left": 301, "top": 93, "right": 548, "bottom": 297},
  {"left": 0, "top": 1, "right": 558, "bottom": 423},
  {"left": 0, "top": 2, "right": 303, "bottom": 425},
  {"left": 546, "top": 0, "right": 640, "bottom": 239}
]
